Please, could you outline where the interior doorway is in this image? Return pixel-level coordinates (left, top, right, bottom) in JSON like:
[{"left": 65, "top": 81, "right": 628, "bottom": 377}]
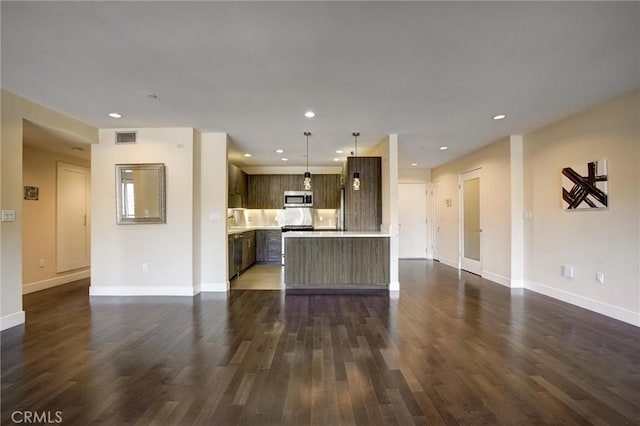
[
  {"left": 22, "top": 120, "right": 92, "bottom": 294},
  {"left": 398, "top": 183, "right": 428, "bottom": 259},
  {"left": 460, "top": 169, "right": 481, "bottom": 275}
]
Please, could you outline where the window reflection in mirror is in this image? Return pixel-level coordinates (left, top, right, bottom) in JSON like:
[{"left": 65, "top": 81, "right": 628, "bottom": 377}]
[{"left": 115, "top": 163, "right": 166, "bottom": 224}]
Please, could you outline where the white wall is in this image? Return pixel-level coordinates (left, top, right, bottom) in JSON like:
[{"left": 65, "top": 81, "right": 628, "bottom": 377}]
[
  {"left": 1, "top": 90, "right": 97, "bottom": 330},
  {"left": 523, "top": 90, "right": 639, "bottom": 325},
  {"left": 91, "top": 128, "right": 197, "bottom": 296},
  {"left": 431, "top": 138, "right": 512, "bottom": 284}
]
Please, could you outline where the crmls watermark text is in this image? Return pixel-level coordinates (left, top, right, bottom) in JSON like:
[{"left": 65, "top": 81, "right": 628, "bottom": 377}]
[{"left": 10, "top": 411, "right": 63, "bottom": 424}]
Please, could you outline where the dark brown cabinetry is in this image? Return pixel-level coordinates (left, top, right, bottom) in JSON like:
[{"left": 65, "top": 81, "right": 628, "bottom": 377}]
[
  {"left": 241, "top": 230, "right": 256, "bottom": 270},
  {"left": 345, "top": 157, "right": 382, "bottom": 231},
  {"left": 256, "top": 230, "right": 282, "bottom": 264},
  {"left": 248, "top": 174, "right": 340, "bottom": 209},
  {"left": 313, "top": 174, "right": 341, "bottom": 209},
  {"left": 228, "top": 163, "right": 248, "bottom": 208},
  {"left": 248, "top": 175, "right": 283, "bottom": 209}
]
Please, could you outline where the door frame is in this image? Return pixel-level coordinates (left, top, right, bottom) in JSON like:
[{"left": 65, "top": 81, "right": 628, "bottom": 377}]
[{"left": 459, "top": 168, "right": 482, "bottom": 275}]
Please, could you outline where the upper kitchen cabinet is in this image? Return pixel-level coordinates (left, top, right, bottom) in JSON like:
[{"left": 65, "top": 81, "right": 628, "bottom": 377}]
[
  {"left": 248, "top": 174, "right": 341, "bottom": 209},
  {"left": 345, "top": 157, "right": 382, "bottom": 231},
  {"left": 313, "top": 174, "right": 341, "bottom": 209},
  {"left": 248, "top": 175, "right": 282, "bottom": 209},
  {"left": 228, "top": 163, "right": 248, "bottom": 208}
]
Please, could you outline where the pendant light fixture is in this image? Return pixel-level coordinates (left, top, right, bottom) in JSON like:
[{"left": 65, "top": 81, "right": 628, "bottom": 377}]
[
  {"left": 352, "top": 132, "right": 361, "bottom": 191},
  {"left": 303, "top": 131, "right": 312, "bottom": 190}
]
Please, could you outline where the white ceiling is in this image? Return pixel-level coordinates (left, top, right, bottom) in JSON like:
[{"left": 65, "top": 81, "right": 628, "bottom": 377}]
[{"left": 3, "top": 1, "right": 638, "bottom": 169}]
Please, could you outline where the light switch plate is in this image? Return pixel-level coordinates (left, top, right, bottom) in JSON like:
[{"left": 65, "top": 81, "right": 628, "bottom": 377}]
[
  {"left": 1, "top": 210, "right": 16, "bottom": 222},
  {"left": 562, "top": 265, "right": 573, "bottom": 279}
]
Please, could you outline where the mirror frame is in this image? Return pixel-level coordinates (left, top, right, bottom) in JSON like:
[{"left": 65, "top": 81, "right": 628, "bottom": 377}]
[{"left": 115, "top": 163, "right": 166, "bottom": 225}]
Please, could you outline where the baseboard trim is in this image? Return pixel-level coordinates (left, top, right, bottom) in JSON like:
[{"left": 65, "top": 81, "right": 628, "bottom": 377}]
[
  {"left": 438, "top": 256, "right": 459, "bottom": 269},
  {"left": 481, "top": 271, "right": 511, "bottom": 288},
  {"left": 1, "top": 311, "right": 25, "bottom": 331},
  {"left": 525, "top": 280, "right": 640, "bottom": 327},
  {"left": 510, "top": 279, "right": 525, "bottom": 289},
  {"left": 89, "top": 286, "right": 197, "bottom": 296},
  {"left": 200, "top": 282, "right": 230, "bottom": 292},
  {"left": 23, "top": 269, "right": 91, "bottom": 294}
]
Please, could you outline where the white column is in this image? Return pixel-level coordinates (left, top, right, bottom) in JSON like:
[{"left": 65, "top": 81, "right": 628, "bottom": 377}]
[
  {"left": 510, "top": 135, "right": 525, "bottom": 288},
  {"left": 388, "top": 134, "right": 400, "bottom": 291},
  {"left": 196, "top": 132, "right": 229, "bottom": 292}
]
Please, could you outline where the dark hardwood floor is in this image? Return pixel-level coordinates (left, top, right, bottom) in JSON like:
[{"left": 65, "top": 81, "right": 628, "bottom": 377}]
[{"left": 2, "top": 261, "right": 639, "bottom": 425}]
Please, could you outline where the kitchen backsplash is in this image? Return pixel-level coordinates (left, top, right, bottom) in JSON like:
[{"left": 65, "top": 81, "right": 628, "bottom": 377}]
[{"left": 228, "top": 208, "right": 338, "bottom": 228}]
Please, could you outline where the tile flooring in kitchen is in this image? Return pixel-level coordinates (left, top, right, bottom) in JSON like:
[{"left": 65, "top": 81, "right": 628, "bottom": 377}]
[{"left": 230, "top": 264, "right": 284, "bottom": 290}]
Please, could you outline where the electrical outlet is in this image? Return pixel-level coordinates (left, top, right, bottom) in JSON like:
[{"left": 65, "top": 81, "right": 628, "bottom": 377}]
[
  {"left": 596, "top": 272, "right": 605, "bottom": 284},
  {"left": 39, "top": 259, "right": 45, "bottom": 268},
  {"left": 562, "top": 265, "right": 573, "bottom": 279},
  {"left": 142, "top": 263, "right": 149, "bottom": 272}
]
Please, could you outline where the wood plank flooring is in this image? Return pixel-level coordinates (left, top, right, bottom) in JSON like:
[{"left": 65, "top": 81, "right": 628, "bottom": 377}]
[{"left": 2, "top": 261, "right": 639, "bottom": 425}]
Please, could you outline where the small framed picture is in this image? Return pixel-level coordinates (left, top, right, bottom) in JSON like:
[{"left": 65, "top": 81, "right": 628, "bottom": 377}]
[{"left": 24, "top": 186, "right": 39, "bottom": 201}]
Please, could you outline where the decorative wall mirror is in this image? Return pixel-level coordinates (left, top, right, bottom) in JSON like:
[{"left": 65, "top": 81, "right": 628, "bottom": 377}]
[{"left": 115, "top": 163, "right": 166, "bottom": 224}]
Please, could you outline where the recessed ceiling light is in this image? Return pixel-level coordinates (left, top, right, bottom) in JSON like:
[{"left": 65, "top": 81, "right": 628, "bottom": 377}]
[
  {"left": 108, "top": 112, "right": 122, "bottom": 118},
  {"left": 335, "top": 150, "right": 343, "bottom": 154},
  {"left": 281, "top": 157, "right": 289, "bottom": 161},
  {"left": 411, "top": 163, "right": 418, "bottom": 167},
  {"left": 243, "top": 153, "right": 252, "bottom": 158},
  {"left": 439, "top": 146, "right": 448, "bottom": 150},
  {"left": 275, "top": 149, "right": 284, "bottom": 154},
  {"left": 304, "top": 111, "right": 315, "bottom": 118},
  {"left": 333, "top": 158, "right": 340, "bottom": 162},
  {"left": 492, "top": 114, "right": 507, "bottom": 120}
]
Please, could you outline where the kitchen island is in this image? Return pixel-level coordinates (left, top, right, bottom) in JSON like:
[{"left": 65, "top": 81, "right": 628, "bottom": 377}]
[{"left": 283, "top": 231, "right": 392, "bottom": 292}]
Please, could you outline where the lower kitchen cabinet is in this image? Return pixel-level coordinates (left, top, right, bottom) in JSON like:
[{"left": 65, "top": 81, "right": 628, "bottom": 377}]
[
  {"left": 241, "top": 230, "right": 256, "bottom": 271},
  {"left": 256, "top": 230, "right": 282, "bottom": 264}
]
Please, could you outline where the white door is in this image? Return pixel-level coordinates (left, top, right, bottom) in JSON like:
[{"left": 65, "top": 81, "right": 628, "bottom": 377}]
[
  {"left": 398, "top": 183, "right": 428, "bottom": 259},
  {"left": 460, "top": 169, "right": 481, "bottom": 275},
  {"left": 57, "top": 162, "right": 90, "bottom": 272}
]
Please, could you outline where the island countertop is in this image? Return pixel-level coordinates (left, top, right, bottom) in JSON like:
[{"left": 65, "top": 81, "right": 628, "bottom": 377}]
[
  {"left": 284, "top": 232, "right": 391, "bottom": 291},
  {"left": 283, "top": 230, "right": 393, "bottom": 238}
]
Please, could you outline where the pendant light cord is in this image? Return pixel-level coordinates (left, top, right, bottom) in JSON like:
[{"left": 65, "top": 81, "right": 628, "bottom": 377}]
[
  {"left": 352, "top": 132, "right": 360, "bottom": 156},
  {"left": 304, "top": 131, "right": 311, "bottom": 172}
]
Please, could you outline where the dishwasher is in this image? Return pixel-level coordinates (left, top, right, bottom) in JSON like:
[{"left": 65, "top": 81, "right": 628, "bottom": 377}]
[
  {"left": 228, "top": 235, "right": 235, "bottom": 280},
  {"left": 230, "top": 233, "right": 243, "bottom": 279}
]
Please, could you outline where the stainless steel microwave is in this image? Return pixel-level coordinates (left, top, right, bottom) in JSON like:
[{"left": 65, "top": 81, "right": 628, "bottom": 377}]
[{"left": 284, "top": 191, "right": 313, "bottom": 207}]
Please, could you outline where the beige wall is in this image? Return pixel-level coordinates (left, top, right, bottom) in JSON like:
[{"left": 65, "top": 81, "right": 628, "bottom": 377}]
[
  {"left": 399, "top": 168, "right": 431, "bottom": 184},
  {"left": 91, "top": 128, "right": 197, "bottom": 295},
  {"left": 432, "top": 89, "right": 639, "bottom": 325},
  {"left": 1, "top": 90, "right": 97, "bottom": 330},
  {"left": 22, "top": 146, "right": 90, "bottom": 289},
  {"left": 431, "top": 137, "right": 512, "bottom": 283},
  {"left": 523, "top": 90, "right": 639, "bottom": 322}
]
